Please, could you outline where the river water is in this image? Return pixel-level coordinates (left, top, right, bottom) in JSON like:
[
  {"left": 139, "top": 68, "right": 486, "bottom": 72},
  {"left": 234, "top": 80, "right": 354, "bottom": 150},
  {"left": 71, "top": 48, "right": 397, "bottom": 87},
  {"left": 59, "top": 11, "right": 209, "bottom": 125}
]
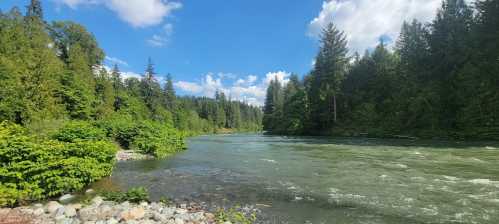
[{"left": 95, "top": 134, "right": 499, "bottom": 223}]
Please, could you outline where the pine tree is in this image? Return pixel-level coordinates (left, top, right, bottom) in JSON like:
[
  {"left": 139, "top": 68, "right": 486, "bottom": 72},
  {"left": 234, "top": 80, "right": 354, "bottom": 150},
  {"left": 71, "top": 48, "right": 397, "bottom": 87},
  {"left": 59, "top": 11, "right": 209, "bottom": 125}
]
[
  {"left": 139, "top": 58, "right": 163, "bottom": 119},
  {"left": 309, "top": 22, "right": 348, "bottom": 132},
  {"left": 26, "top": 0, "right": 43, "bottom": 20},
  {"left": 429, "top": 0, "right": 474, "bottom": 129},
  {"left": 95, "top": 67, "right": 114, "bottom": 118},
  {"left": 164, "top": 73, "right": 176, "bottom": 110},
  {"left": 282, "top": 74, "right": 306, "bottom": 134},
  {"left": 59, "top": 44, "right": 97, "bottom": 119}
]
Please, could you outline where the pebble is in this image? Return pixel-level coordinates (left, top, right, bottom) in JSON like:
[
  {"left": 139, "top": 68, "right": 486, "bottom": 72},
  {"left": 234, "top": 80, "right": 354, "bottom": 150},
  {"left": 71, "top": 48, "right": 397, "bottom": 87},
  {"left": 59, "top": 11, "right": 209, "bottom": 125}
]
[{"left": 6, "top": 196, "right": 251, "bottom": 224}]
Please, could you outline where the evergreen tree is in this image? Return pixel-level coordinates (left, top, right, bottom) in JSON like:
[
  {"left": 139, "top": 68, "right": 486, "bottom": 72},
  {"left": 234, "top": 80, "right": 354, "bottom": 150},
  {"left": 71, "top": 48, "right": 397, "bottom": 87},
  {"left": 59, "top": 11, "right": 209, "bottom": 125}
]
[
  {"left": 26, "top": 0, "right": 43, "bottom": 20},
  {"left": 428, "top": 0, "right": 474, "bottom": 129},
  {"left": 164, "top": 73, "right": 176, "bottom": 110},
  {"left": 308, "top": 22, "right": 348, "bottom": 132},
  {"left": 139, "top": 58, "right": 163, "bottom": 119},
  {"left": 281, "top": 74, "right": 306, "bottom": 134},
  {"left": 59, "top": 44, "right": 96, "bottom": 119},
  {"left": 95, "top": 67, "right": 114, "bottom": 118}
]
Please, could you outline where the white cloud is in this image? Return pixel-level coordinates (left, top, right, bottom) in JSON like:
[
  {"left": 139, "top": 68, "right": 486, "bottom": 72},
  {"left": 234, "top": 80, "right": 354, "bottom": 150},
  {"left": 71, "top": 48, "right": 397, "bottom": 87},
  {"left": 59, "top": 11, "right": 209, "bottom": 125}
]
[
  {"left": 175, "top": 71, "right": 291, "bottom": 106},
  {"left": 147, "top": 23, "right": 175, "bottom": 47},
  {"left": 308, "top": 0, "right": 443, "bottom": 53},
  {"left": 54, "top": 0, "right": 181, "bottom": 28},
  {"left": 147, "top": 34, "right": 168, "bottom": 47},
  {"left": 105, "top": 56, "right": 129, "bottom": 67},
  {"left": 54, "top": 0, "right": 99, "bottom": 9},
  {"left": 235, "top": 75, "right": 258, "bottom": 86},
  {"left": 175, "top": 81, "right": 203, "bottom": 93},
  {"left": 121, "top": 71, "right": 142, "bottom": 79},
  {"left": 264, "top": 71, "right": 290, "bottom": 86}
]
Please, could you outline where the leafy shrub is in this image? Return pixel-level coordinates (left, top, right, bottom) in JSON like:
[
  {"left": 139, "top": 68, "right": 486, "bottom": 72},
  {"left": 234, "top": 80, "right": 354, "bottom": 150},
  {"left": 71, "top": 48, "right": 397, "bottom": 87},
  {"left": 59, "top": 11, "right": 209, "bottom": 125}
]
[
  {"left": 53, "top": 121, "right": 106, "bottom": 142},
  {"left": 0, "top": 122, "right": 117, "bottom": 207},
  {"left": 215, "top": 207, "right": 257, "bottom": 224},
  {"left": 100, "top": 187, "right": 149, "bottom": 203},
  {"left": 97, "top": 117, "right": 186, "bottom": 158},
  {"left": 131, "top": 121, "right": 186, "bottom": 158}
]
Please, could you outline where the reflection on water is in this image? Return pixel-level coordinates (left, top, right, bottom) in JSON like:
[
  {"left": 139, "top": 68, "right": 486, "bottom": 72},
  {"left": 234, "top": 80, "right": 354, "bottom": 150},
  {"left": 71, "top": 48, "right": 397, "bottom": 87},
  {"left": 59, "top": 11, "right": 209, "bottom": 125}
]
[{"left": 94, "top": 134, "right": 499, "bottom": 224}]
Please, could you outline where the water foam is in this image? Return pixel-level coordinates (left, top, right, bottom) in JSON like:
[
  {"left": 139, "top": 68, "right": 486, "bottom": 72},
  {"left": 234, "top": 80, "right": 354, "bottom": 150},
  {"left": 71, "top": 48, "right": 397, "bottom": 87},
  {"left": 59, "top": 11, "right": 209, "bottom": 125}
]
[
  {"left": 260, "top": 159, "right": 277, "bottom": 164},
  {"left": 468, "top": 179, "right": 499, "bottom": 187}
]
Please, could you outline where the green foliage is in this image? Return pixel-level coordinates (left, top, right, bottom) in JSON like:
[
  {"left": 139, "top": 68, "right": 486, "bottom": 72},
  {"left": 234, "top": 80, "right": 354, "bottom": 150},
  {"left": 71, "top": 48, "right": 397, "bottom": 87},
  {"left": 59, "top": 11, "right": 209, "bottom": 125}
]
[
  {"left": 131, "top": 121, "right": 186, "bottom": 158},
  {"left": 263, "top": 0, "right": 499, "bottom": 140},
  {"left": 53, "top": 121, "right": 106, "bottom": 142},
  {"left": 0, "top": 122, "right": 117, "bottom": 207},
  {"left": 97, "top": 116, "right": 186, "bottom": 158},
  {"left": 159, "top": 196, "right": 173, "bottom": 205},
  {"left": 0, "top": 0, "right": 262, "bottom": 209},
  {"left": 215, "top": 207, "right": 257, "bottom": 224},
  {"left": 100, "top": 187, "right": 149, "bottom": 203}
]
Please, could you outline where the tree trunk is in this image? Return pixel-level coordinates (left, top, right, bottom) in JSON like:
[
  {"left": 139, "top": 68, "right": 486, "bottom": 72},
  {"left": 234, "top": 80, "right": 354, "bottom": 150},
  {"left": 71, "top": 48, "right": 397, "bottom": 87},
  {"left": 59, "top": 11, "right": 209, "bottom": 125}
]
[{"left": 333, "top": 94, "right": 337, "bottom": 123}]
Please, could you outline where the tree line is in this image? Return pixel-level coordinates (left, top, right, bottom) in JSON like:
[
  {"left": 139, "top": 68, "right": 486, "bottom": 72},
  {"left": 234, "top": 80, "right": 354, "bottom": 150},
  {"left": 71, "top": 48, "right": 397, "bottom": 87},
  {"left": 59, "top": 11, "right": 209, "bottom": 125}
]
[
  {"left": 263, "top": 0, "right": 499, "bottom": 140},
  {"left": 0, "top": 0, "right": 262, "bottom": 134}
]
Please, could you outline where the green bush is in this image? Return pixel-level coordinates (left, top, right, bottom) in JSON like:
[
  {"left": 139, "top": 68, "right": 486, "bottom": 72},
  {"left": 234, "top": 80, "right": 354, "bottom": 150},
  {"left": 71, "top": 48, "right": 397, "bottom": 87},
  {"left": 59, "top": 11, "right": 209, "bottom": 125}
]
[
  {"left": 53, "top": 121, "right": 106, "bottom": 142},
  {"left": 97, "top": 117, "right": 187, "bottom": 158},
  {"left": 131, "top": 121, "right": 186, "bottom": 158},
  {"left": 100, "top": 187, "right": 149, "bottom": 203},
  {"left": 215, "top": 207, "right": 257, "bottom": 224},
  {"left": 0, "top": 122, "right": 117, "bottom": 207}
]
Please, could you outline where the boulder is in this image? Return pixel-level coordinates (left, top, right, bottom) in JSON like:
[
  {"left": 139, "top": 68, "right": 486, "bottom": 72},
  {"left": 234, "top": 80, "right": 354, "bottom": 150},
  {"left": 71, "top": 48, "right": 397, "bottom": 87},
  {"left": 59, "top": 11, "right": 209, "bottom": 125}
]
[
  {"left": 64, "top": 205, "right": 77, "bottom": 217},
  {"left": 175, "top": 208, "right": 188, "bottom": 215},
  {"left": 46, "top": 201, "right": 63, "bottom": 214},
  {"left": 95, "top": 205, "right": 116, "bottom": 220},
  {"left": 33, "top": 208, "right": 45, "bottom": 216},
  {"left": 106, "top": 218, "right": 119, "bottom": 224},
  {"left": 91, "top": 196, "right": 104, "bottom": 206},
  {"left": 152, "top": 211, "right": 169, "bottom": 222},
  {"left": 119, "top": 207, "right": 145, "bottom": 221},
  {"left": 162, "top": 207, "right": 175, "bottom": 216},
  {"left": 205, "top": 213, "right": 215, "bottom": 221},
  {"left": 54, "top": 206, "right": 65, "bottom": 217},
  {"left": 70, "top": 203, "right": 82, "bottom": 210},
  {"left": 59, "top": 194, "right": 75, "bottom": 204},
  {"left": 79, "top": 206, "right": 99, "bottom": 222}
]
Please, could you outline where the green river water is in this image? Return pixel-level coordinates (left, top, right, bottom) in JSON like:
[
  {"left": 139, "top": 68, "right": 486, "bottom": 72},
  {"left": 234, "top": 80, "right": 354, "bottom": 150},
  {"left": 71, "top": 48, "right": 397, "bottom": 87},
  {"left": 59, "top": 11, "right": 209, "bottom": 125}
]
[{"left": 95, "top": 134, "right": 499, "bottom": 223}]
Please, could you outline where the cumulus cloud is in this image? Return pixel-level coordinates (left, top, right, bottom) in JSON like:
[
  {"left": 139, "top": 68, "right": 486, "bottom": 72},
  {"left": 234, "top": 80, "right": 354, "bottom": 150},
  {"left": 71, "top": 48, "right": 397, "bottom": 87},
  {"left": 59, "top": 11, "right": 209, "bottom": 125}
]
[
  {"left": 308, "top": 0, "right": 444, "bottom": 53},
  {"left": 174, "top": 71, "right": 291, "bottom": 106},
  {"left": 54, "top": 0, "right": 181, "bottom": 28}
]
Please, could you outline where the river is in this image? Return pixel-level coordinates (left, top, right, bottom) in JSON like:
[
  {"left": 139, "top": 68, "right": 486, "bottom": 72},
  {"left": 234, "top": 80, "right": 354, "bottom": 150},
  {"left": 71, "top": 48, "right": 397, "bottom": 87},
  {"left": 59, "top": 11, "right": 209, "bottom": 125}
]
[{"left": 94, "top": 134, "right": 499, "bottom": 223}]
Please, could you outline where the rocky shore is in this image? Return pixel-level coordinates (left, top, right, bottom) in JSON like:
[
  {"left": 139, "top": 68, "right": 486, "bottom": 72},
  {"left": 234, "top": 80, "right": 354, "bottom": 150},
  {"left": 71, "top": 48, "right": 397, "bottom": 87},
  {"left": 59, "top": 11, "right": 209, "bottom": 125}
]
[
  {"left": 0, "top": 196, "right": 221, "bottom": 224},
  {"left": 115, "top": 150, "right": 155, "bottom": 161}
]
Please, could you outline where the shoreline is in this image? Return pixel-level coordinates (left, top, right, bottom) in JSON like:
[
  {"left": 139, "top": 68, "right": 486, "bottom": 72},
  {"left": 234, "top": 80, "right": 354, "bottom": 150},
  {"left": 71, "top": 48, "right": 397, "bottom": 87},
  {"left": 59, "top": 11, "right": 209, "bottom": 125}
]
[{"left": 0, "top": 196, "right": 219, "bottom": 224}]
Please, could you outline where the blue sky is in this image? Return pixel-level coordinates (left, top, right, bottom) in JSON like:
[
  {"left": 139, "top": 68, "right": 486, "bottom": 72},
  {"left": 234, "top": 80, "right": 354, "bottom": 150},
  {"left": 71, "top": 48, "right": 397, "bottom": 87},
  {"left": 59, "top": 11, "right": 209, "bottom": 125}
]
[{"left": 0, "top": 0, "right": 447, "bottom": 105}]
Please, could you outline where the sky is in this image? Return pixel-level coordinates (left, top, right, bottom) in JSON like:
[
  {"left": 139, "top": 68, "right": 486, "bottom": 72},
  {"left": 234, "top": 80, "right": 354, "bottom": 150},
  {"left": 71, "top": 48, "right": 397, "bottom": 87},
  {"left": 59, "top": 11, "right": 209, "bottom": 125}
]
[{"left": 0, "top": 0, "right": 451, "bottom": 106}]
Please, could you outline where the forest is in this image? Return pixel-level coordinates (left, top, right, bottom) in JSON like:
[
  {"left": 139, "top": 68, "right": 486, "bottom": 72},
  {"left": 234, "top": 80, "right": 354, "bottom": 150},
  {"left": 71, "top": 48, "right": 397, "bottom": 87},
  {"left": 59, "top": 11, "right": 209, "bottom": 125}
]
[
  {"left": 0, "top": 1, "right": 261, "bottom": 206},
  {"left": 263, "top": 0, "right": 499, "bottom": 140}
]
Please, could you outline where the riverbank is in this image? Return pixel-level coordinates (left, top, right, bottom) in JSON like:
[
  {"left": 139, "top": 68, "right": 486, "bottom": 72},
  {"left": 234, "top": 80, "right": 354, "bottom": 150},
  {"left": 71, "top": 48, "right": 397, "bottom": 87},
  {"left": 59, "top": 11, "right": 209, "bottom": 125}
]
[{"left": 0, "top": 196, "right": 218, "bottom": 224}]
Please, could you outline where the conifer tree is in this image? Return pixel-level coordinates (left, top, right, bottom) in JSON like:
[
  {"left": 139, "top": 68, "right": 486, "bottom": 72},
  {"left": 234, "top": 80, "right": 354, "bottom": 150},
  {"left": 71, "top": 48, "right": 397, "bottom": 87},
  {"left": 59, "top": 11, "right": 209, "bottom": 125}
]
[
  {"left": 164, "top": 73, "right": 176, "bottom": 110},
  {"left": 309, "top": 22, "right": 348, "bottom": 132}
]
